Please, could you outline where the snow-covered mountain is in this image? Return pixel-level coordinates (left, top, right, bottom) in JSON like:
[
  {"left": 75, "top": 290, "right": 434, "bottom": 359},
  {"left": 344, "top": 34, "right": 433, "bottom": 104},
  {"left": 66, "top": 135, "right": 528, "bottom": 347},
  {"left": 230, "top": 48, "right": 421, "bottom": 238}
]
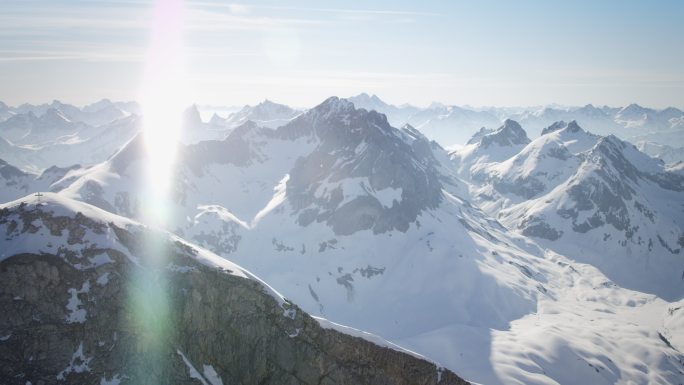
[
  {"left": 0, "top": 158, "right": 80, "bottom": 203},
  {"left": 0, "top": 101, "right": 14, "bottom": 122},
  {"left": 47, "top": 97, "right": 684, "bottom": 384},
  {"left": 636, "top": 141, "right": 684, "bottom": 164},
  {"left": 0, "top": 112, "right": 141, "bottom": 173},
  {"left": 449, "top": 119, "right": 531, "bottom": 177},
  {"left": 455, "top": 120, "right": 684, "bottom": 301},
  {"left": 218, "top": 99, "right": 302, "bottom": 129},
  {"left": 0, "top": 193, "right": 466, "bottom": 384},
  {"left": 348, "top": 93, "right": 501, "bottom": 146},
  {"left": 348, "top": 93, "right": 422, "bottom": 127},
  {"left": 344, "top": 94, "right": 684, "bottom": 149},
  {"left": 176, "top": 104, "right": 235, "bottom": 144},
  {"left": 2, "top": 99, "right": 135, "bottom": 127}
]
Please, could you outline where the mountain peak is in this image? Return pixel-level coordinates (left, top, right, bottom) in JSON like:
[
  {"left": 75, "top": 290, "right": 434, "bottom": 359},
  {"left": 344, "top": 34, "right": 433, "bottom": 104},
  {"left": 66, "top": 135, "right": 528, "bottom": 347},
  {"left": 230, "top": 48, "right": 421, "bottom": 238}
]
[
  {"left": 41, "top": 107, "right": 71, "bottom": 123},
  {"left": 183, "top": 104, "right": 203, "bottom": 128},
  {"left": 209, "top": 112, "right": 226, "bottom": 126},
  {"left": 566, "top": 120, "right": 583, "bottom": 133},
  {"left": 83, "top": 98, "right": 114, "bottom": 112},
  {"left": 467, "top": 126, "right": 495, "bottom": 145},
  {"left": 541, "top": 120, "right": 584, "bottom": 136},
  {"left": 318, "top": 96, "right": 355, "bottom": 113},
  {"left": 348, "top": 93, "right": 388, "bottom": 111},
  {"left": 351, "top": 92, "right": 382, "bottom": 102},
  {"left": 617, "top": 103, "right": 650, "bottom": 118},
  {"left": 541, "top": 120, "right": 567, "bottom": 135},
  {"left": 480, "top": 119, "right": 529, "bottom": 148},
  {"left": 246, "top": 99, "right": 296, "bottom": 117}
]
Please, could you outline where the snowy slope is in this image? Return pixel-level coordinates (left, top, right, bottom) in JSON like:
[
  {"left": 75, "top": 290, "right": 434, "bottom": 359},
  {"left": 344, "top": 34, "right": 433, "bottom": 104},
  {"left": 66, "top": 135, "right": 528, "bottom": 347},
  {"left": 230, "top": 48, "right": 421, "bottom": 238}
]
[
  {"left": 636, "top": 141, "right": 684, "bottom": 164},
  {"left": 0, "top": 114, "right": 140, "bottom": 172},
  {"left": 55, "top": 97, "right": 684, "bottom": 384},
  {"left": 464, "top": 122, "right": 684, "bottom": 300},
  {"left": 0, "top": 193, "right": 468, "bottom": 384},
  {"left": 467, "top": 121, "right": 600, "bottom": 213},
  {"left": 449, "top": 119, "right": 531, "bottom": 178},
  {"left": 0, "top": 158, "right": 81, "bottom": 203}
]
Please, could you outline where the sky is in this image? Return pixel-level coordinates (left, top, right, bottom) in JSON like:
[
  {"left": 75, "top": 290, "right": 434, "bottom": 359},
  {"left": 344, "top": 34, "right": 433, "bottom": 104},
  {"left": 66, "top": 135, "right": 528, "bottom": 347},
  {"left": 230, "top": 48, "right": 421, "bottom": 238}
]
[{"left": 1, "top": 0, "right": 683, "bottom": 109}]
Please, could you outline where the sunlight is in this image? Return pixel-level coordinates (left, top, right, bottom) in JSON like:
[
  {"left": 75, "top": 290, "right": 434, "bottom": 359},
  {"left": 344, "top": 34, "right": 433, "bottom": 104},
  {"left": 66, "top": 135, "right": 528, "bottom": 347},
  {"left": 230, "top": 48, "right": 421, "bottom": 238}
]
[
  {"left": 129, "top": 1, "right": 186, "bottom": 382},
  {"left": 140, "top": 0, "right": 186, "bottom": 224}
]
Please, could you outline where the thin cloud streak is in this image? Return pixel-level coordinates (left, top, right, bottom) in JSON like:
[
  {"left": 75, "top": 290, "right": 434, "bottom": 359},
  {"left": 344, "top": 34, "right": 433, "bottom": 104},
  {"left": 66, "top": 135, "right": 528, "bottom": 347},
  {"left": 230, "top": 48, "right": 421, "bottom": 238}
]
[{"left": 189, "top": 2, "right": 440, "bottom": 17}]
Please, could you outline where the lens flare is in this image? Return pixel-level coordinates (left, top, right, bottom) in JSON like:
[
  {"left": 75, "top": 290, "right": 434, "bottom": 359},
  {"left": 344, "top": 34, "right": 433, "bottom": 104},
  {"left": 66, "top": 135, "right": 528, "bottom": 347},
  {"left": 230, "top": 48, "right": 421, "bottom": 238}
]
[
  {"left": 129, "top": 1, "right": 185, "bottom": 382},
  {"left": 140, "top": 0, "right": 186, "bottom": 225}
]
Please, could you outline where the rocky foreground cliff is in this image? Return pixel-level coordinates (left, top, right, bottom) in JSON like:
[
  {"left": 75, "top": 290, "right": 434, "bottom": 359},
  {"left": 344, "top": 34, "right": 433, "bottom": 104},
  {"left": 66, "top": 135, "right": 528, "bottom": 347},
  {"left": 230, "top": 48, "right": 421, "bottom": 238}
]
[{"left": 0, "top": 194, "right": 467, "bottom": 385}]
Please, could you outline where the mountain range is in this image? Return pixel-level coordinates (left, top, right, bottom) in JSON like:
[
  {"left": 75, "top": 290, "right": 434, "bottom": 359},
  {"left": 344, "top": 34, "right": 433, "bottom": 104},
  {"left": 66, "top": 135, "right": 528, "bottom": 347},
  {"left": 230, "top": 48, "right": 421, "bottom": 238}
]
[
  {"left": 0, "top": 193, "right": 465, "bottom": 384},
  {"left": 1, "top": 96, "right": 683, "bottom": 384},
  {"left": 348, "top": 93, "right": 684, "bottom": 150}
]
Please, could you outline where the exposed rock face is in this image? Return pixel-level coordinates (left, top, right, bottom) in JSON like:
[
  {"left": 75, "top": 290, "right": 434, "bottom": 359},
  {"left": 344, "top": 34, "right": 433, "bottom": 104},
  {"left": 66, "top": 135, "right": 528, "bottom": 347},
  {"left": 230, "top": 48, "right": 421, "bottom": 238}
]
[
  {"left": 540, "top": 120, "right": 584, "bottom": 136},
  {"left": 0, "top": 195, "right": 467, "bottom": 385},
  {"left": 479, "top": 119, "right": 530, "bottom": 149},
  {"left": 466, "top": 127, "right": 494, "bottom": 145},
  {"left": 81, "top": 97, "right": 447, "bottom": 237},
  {"left": 282, "top": 97, "right": 444, "bottom": 235}
]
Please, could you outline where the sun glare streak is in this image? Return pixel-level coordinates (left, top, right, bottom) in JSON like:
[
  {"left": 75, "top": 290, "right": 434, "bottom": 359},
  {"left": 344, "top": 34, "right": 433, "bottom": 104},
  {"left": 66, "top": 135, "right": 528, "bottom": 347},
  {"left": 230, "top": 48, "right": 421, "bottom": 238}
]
[
  {"left": 129, "top": 1, "right": 185, "bottom": 382},
  {"left": 141, "top": 0, "right": 186, "bottom": 226}
]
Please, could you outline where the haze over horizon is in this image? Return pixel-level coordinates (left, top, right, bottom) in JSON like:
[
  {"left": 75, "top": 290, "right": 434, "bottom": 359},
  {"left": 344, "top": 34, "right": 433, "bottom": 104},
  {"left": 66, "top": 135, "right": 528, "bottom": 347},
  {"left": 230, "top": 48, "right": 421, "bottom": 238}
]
[{"left": 1, "top": 0, "right": 683, "bottom": 109}]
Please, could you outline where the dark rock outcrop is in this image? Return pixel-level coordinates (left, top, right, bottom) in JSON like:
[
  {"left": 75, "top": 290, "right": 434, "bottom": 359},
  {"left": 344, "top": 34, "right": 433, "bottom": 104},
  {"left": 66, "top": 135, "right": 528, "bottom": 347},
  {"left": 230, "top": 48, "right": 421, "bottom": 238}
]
[{"left": 0, "top": 196, "right": 468, "bottom": 385}]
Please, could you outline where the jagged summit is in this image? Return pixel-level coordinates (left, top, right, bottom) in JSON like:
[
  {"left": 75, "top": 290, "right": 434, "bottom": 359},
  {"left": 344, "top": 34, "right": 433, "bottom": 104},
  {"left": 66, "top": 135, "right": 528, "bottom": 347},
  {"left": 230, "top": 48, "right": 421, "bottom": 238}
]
[
  {"left": 348, "top": 92, "right": 389, "bottom": 111},
  {"left": 540, "top": 120, "right": 583, "bottom": 136},
  {"left": 479, "top": 119, "right": 529, "bottom": 148},
  {"left": 466, "top": 126, "right": 494, "bottom": 145},
  {"left": 250, "top": 99, "right": 294, "bottom": 114},
  {"left": 540, "top": 120, "right": 567, "bottom": 135},
  {"left": 83, "top": 98, "right": 114, "bottom": 112},
  {"left": 222, "top": 99, "right": 300, "bottom": 129},
  {"left": 183, "top": 104, "right": 203, "bottom": 127}
]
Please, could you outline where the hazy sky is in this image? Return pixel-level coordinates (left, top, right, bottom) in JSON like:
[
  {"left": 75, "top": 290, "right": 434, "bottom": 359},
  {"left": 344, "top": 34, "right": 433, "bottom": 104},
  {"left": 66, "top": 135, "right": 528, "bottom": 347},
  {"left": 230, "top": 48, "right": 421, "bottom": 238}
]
[{"left": 1, "top": 0, "right": 683, "bottom": 108}]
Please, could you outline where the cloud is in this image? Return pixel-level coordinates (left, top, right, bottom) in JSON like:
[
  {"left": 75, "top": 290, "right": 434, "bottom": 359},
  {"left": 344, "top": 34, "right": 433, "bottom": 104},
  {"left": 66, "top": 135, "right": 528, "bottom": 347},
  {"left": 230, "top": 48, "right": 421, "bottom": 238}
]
[{"left": 189, "top": 2, "right": 438, "bottom": 17}]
